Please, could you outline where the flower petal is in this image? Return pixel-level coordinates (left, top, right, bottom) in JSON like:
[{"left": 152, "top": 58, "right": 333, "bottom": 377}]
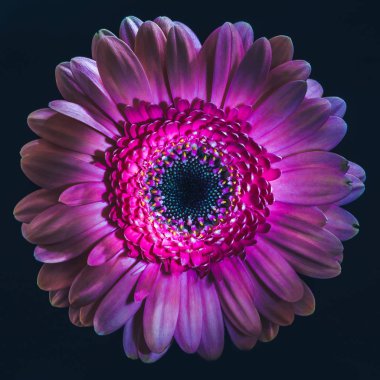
[
  {"left": 49, "top": 288, "right": 70, "bottom": 308},
  {"left": 94, "top": 261, "right": 145, "bottom": 335},
  {"left": 234, "top": 21, "right": 254, "bottom": 51},
  {"left": 197, "top": 276, "right": 224, "bottom": 360},
  {"left": 135, "top": 21, "right": 170, "bottom": 103},
  {"left": 248, "top": 80, "right": 307, "bottom": 139},
  {"left": 321, "top": 205, "right": 359, "bottom": 241},
  {"left": 119, "top": 16, "right": 143, "bottom": 49},
  {"left": 213, "top": 257, "right": 261, "bottom": 336},
  {"left": 269, "top": 35, "right": 294, "bottom": 68},
  {"left": 134, "top": 263, "right": 160, "bottom": 302},
  {"left": 258, "top": 318, "right": 279, "bottom": 342},
  {"left": 306, "top": 79, "right": 323, "bottom": 98},
  {"left": 258, "top": 98, "right": 331, "bottom": 155},
  {"left": 14, "top": 188, "right": 59, "bottom": 223},
  {"left": 166, "top": 25, "right": 198, "bottom": 101},
  {"left": 197, "top": 23, "right": 244, "bottom": 105},
  {"left": 69, "top": 256, "right": 134, "bottom": 308},
  {"left": 95, "top": 36, "right": 152, "bottom": 106},
  {"left": 59, "top": 182, "right": 106, "bottom": 206},
  {"left": 23, "top": 203, "right": 106, "bottom": 245},
  {"left": 246, "top": 244, "right": 304, "bottom": 303},
  {"left": 34, "top": 221, "right": 114, "bottom": 263},
  {"left": 225, "top": 318, "right": 257, "bottom": 350},
  {"left": 272, "top": 151, "right": 352, "bottom": 205},
  {"left": 28, "top": 108, "right": 111, "bottom": 156},
  {"left": 174, "top": 270, "right": 203, "bottom": 353},
  {"left": 143, "top": 271, "right": 181, "bottom": 353},
  {"left": 325, "top": 96, "right": 346, "bottom": 117},
  {"left": 292, "top": 282, "right": 315, "bottom": 316},
  {"left": 224, "top": 37, "right": 271, "bottom": 108}
]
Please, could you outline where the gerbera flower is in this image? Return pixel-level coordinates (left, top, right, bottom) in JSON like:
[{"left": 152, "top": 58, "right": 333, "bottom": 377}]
[{"left": 14, "top": 15, "right": 365, "bottom": 362}]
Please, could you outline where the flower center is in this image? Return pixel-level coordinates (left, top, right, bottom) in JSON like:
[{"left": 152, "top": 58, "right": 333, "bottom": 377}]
[{"left": 143, "top": 141, "right": 236, "bottom": 233}]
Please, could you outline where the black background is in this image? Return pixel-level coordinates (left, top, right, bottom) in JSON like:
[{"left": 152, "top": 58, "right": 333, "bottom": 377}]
[{"left": 1, "top": 0, "right": 379, "bottom": 379}]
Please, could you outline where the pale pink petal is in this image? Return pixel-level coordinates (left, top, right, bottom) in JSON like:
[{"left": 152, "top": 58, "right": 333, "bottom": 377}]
[
  {"left": 143, "top": 272, "right": 181, "bottom": 353},
  {"left": 119, "top": 16, "right": 143, "bottom": 49},
  {"left": 37, "top": 255, "right": 86, "bottom": 291},
  {"left": 197, "top": 23, "right": 244, "bottom": 105},
  {"left": 225, "top": 318, "right": 257, "bottom": 350},
  {"left": 249, "top": 80, "right": 307, "bottom": 139},
  {"left": 59, "top": 182, "right": 106, "bottom": 206},
  {"left": 69, "top": 257, "right": 134, "bottom": 308},
  {"left": 212, "top": 258, "right": 261, "bottom": 336},
  {"left": 87, "top": 230, "right": 125, "bottom": 266},
  {"left": 234, "top": 21, "right": 254, "bottom": 51},
  {"left": 269, "top": 35, "right": 294, "bottom": 68},
  {"left": 134, "top": 263, "right": 161, "bottom": 302},
  {"left": 23, "top": 202, "right": 106, "bottom": 245},
  {"left": 197, "top": 276, "right": 224, "bottom": 360},
  {"left": 321, "top": 205, "right": 359, "bottom": 241},
  {"left": 14, "top": 188, "right": 59, "bottom": 223},
  {"left": 257, "top": 98, "right": 331, "bottom": 155},
  {"left": 70, "top": 57, "right": 122, "bottom": 122},
  {"left": 246, "top": 245, "right": 304, "bottom": 303},
  {"left": 224, "top": 37, "right": 271, "bottom": 108},
  {"left": 166, "top": 25, "right": 198, "bottom": 101},
  {"left": 28, "top": 108, "right": 111, "bottom": 156},
  {"left": 306, "top": 79, "right": 323, "bottom": 98},
  {"left": 95, "top": 36, "right": 152, "bottom": 105},
  {"left": 94, "top": 261, "right": 145, "bottom": 335},
  {"left": 174, "top": 270, "right": 202, "bottom": 353},
  {"left": 154, "top": 16, "right": 175, "bottom": 36},
  {"left": 135, "top": 21, "right": 170, "bottom": 103},
  {"left": 272, "top": 151, "right": 352, "bottom": 205},
  {"left": 34, "top": 221, "right": 115, "bottom": 263},
  {"left": 49, "top": 99, "right": 117, "bottom": 138}
]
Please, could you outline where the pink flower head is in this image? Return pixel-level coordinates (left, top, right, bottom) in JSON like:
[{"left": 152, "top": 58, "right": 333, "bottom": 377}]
[{"left": 14, "top": 16, "right": 365, "bottom": 362}]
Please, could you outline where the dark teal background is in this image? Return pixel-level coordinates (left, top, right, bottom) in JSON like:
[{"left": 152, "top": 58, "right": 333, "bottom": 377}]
[{"left": 1, "top": 0, "right": 378, "bottom": 379}]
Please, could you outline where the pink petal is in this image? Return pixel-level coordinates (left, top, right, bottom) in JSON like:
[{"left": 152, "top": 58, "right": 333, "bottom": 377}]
[
  {"left": 49, "top": 99, "right": 117, "bottom": 138},
  {"left": 14, "top": 188, "right": 59, "bottom": 223},
  {"left": 321, "top": 205, "right": 359, "bottom": 241},
  {"left": 246, "top": 245, "right": 304, "bottom": 303},
  {"left": 269, "top": 35, "right": 294, "bottom": 68},
  {"left": 70, "top": 57, "right": 122, "bottom": 122},
  {"left": 224, "top": 37, "right": 272, "bottom": 108},
  {"left": 91, "top": 29, "right": 116, "bottom": 59},
  {"left": 94, "top": 261, "right": 145, "bottom": 335},
  {"left": 49, "top": 288, "right": 70, "bottom": 308},
  {"left": 292, "top": 282, "right": 315, "bottom": 316},
  {"left": 28, "top": 108, "right": 111, "bottom": 156},
  {"left": 154, "top": 16, "right": 175, "bottom": 36},
  {"left": 234, "top": 21, "right": 254, "bottom": 51},
  {"left": 95, "top": 36, "right": 152, "bottom": 106},
  {"left": 173, "top": 21, "right": 201, "bottom": 51},
  {"left": 249, "top": 273, "right": 295, "bottom": 326},
  {"left": 69, "top": 256, "right": 134, "bottom": 308},
  {"left": 34, "top": 221, "right": 114, "bottom": 263},
  {"left": 197, "top": 23, "right": 244, "bottom": 105},
  {"left": 59, "top": 182, "right": 106, "bottom": 206},
  {"left": 21, "top": 141, "right": 104, "bottom": 189},
  {"left": 249, "top": 80, "right": 307, "bottom": 139},
  {"left": 306, "top": 79, "right": 323, "bottom": 98},
  {"left": 174, "top": 270, "right": 203, "bottom": 353},
  {"left": 282, "top": 115, "right": 347, "bottom": 155},
  {"left": 134, "top": 21, "right": 170, "bottom": 103},
  {"left": 197, "top": 276, "right": 224, "bottom": 360},
  {"left": 55, "top": 63, "right": 118, "bottom": 136},
  {"left": 37, "top": 255, "right": 86, "bottom": 291},
  {"left": 258, "top": 318, "right": 279, "bottom": 342},
  {"left": 79, "top": 300, "right": 100, "bottom": 327},
  {"left": 87, "top": 230, "right": 125, "bottom": 266},
  {"left": 225, "top": 318, "right": 257, "bottom": 350},
  {"left": 143, "top": 271, "right": 181, "bottom": 353},
  {"left": 119, "top": 16, "right": 143, "bottom": 49},
  {"left": 272, "top": 151, "right": 352, "bottom": 205},
  {"left": 258, "top": 98, "right": 331, "bottom": 155},
  {"left": 134, "top": 263, "right": 160, "bottom": 302},
  {"left": 348, "top": 161, "right": 366, "bottom": 181},
  {"left": 336, "top": 174, "right": 365, "bottom": 206},
  {"left": 212, "top": 258, "right": 261, "bottom": 336},
  {"left": 23, "top": 202, "right": 106, "bottom": 245},
  {"left": 325, "top": 96, "right": 347, "bottom": 117},
  {"left": 166, "top": 25, "right": 198, "bottom": 101}
]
